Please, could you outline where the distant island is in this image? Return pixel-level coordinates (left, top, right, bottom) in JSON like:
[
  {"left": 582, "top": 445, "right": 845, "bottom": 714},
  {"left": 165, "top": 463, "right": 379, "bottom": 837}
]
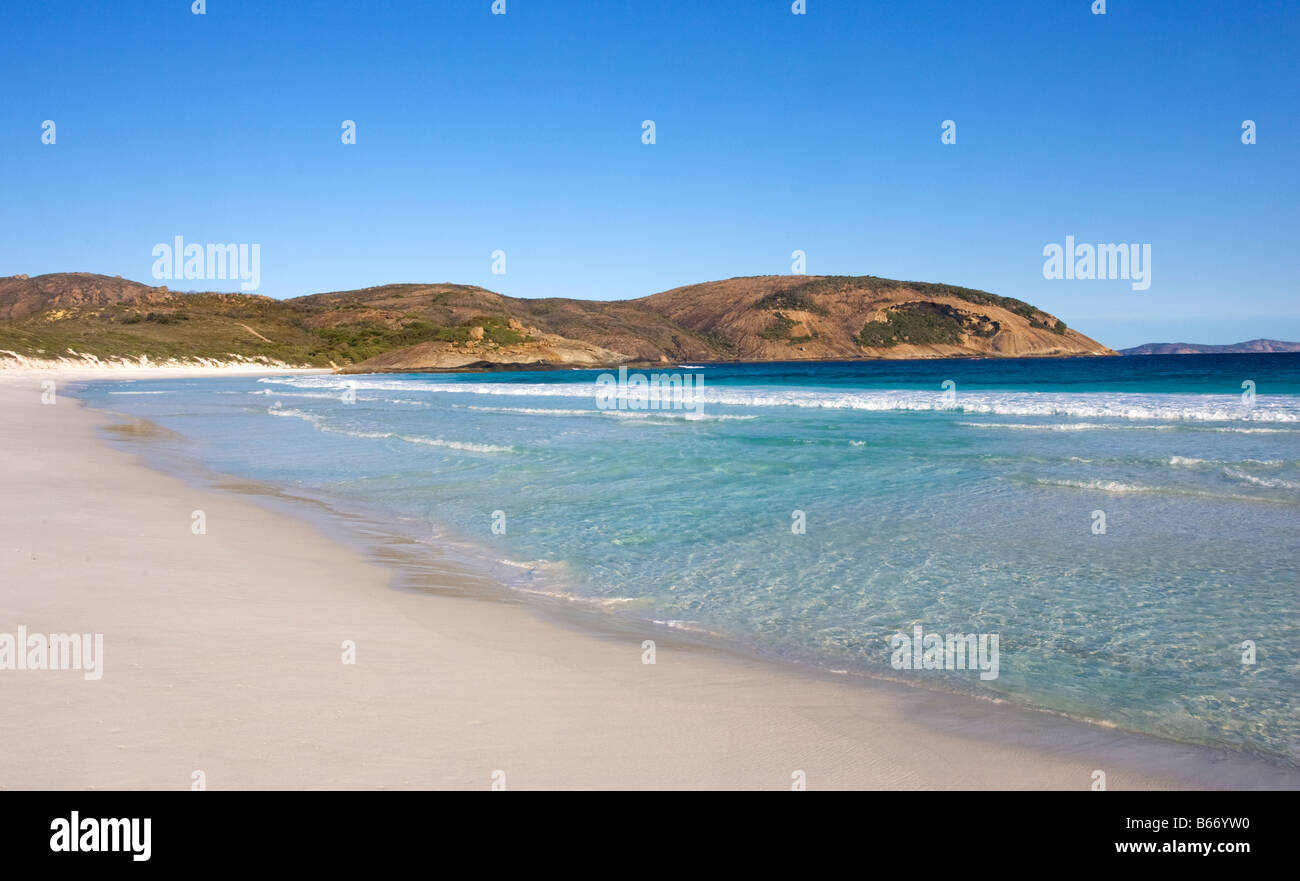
[
  {"left": 1120, "top": 339, "right": 1300, "bottom": 356},
  {"left": 0, "top": 272, "right": 1114, "bottom": 371}
]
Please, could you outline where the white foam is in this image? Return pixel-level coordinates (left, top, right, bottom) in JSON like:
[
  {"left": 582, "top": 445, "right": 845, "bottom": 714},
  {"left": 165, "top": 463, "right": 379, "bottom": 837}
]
[
  {"left": 266, "top": 406, "right": 511, "bottom": 452},
  {"left": 252, "top": 388, "right": 361, "bottom": 403},
  {"left": 1223, "top": 468, "right": 1300, "bottom": 491},
  {"left": 395, "top": 434, "right": 513, "bottom": 453},
  {"left": 260, "top": 375, "right": 1300, "bottom": 424},
  {"left": 959, "top": 421, "right": 1129, "bottom": 432},
  {"left": 1029, "top": 476, "right": 1293, "bottom": 504},
  {"left": 513, "top": 586, "right": 640, "bottom": 607},
  {"left": 267, "top": 406, "right": 319, "bottom": 424},
  {"left": 466, "top": 405, "right": 594, "bottom": 417},
  {"left": 1035, "top": 478, "right": 1155, "bottom": 494},
  {"left": 464, "top": 404, "right": 754, "bottom": 422}
]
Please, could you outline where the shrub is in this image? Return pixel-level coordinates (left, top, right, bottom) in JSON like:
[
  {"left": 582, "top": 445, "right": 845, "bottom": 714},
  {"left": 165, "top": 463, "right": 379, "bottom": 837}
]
[
  {"left": 698, "top": 330, "right": 736, "bottom": 352},
  {"left": 858, "top": 302, "right": 966, "bottom": 348},
  {"left": 755, "top": 290, "right": 827, "bottom": 316},
  {"left": 760, "top": 312, "right": 797, "bottom": 340}
]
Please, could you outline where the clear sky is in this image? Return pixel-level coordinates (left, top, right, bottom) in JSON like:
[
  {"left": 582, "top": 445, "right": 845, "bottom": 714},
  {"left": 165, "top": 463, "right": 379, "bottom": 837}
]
[{"left": 2, "top": 0, "right": 1296, "bottom": 349}]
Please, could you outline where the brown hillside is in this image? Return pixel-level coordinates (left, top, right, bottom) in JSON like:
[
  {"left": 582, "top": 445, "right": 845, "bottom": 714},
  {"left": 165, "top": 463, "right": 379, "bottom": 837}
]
[
  {"left": 630, "top": 275, "right": 1113, "bottom": 360},
  {"left": 0, "top": 272, "right": 1114, "bottom": 369},
  {"left": 0, "top": 272, "right": 171, "bottom": 321}
]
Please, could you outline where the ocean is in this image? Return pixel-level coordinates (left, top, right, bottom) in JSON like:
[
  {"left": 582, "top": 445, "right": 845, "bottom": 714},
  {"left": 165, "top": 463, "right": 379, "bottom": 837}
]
[{"left": 77, "top": 353, "right": 1300, "bottom": 765}]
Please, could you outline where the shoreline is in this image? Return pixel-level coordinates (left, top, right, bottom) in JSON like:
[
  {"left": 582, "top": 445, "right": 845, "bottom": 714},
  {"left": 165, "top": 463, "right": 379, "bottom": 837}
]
[
  {"left": 2, "top": 371, "right": 1297, "bottom": 789},
  {"left": 4, "top": 349, "right": 1291, "bottom": 386},
  {"left": 0, "top": 360, "right": 333, "bottom": 379},
  {"left": 112, "top": 413, "right": 1300, "bottom": 780}
]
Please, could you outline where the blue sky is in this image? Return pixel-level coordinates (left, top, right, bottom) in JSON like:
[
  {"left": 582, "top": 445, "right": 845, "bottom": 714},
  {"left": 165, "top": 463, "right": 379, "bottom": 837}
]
[{"left": 1, "top": 0, "right": 1296, "bottom": 348}]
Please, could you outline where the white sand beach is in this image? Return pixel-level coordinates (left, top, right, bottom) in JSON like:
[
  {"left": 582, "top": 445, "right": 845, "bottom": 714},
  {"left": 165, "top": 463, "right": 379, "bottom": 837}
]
[{"left": 1, "top": 369, "right": 1294, "bottom": 790}]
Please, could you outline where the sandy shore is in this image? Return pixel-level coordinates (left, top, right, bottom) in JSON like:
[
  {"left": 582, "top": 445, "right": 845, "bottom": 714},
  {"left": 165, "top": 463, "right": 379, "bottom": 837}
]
[{"left": 1, "top": 370, "right": 1295, "bottom": 790}]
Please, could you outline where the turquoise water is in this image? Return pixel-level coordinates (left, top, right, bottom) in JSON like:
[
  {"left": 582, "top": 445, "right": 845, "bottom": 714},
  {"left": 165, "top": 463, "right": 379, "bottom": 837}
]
[{"left": 79, "top": 354, "right": 1300, "bottom": 764}]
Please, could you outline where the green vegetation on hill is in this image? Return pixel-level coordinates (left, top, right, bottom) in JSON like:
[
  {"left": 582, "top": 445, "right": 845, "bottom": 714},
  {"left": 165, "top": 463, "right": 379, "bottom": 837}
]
[
  {"left": 760, "top": 312, "right": 797, "bottom": 340},
  {"left": 759, "top": 311, "right": 818, "bottom": 344},
  {"left": 857, "top": 302, "right": 979, "bottom": 348},
  {"left": 0, "top": 295, "right": 535, "bottom": 366},
  {"left": 314, "top": 316, "right": 533, "bottom": 362},
  {"left": 782, "top": 275, "right": 1043, "bottom": 320},
  {"left": 695, "top": 329, "right": 737, "bottom": 353},
  {"left": 0, "top": 298, "right": 321, "bottom": 364},
  {"left": 755, "top": 289, "right": 828, "bottom": 316}
]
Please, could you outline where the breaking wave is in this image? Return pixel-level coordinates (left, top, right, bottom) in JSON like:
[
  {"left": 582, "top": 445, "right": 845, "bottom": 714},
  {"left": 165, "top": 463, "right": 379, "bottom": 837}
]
[{"left": 259, "top": 376, "right": 1300, "bottom": 424}]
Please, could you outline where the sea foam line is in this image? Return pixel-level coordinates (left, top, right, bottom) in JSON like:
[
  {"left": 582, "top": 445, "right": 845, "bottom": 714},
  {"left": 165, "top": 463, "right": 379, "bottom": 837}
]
[
  {"left": 1223, "top": 468, "right": 1300, "bottom": 491},
  {"left": 266, "top": 406, "right": 512, "bottom": 452},
  {"left": 258, "top": 377, "right": 1300, "bottom": 424},
  {"left": 464, "top": 404, "right": 755, "bottom": 422},
  {"left": 1025, "top": 476, "right": 1296, "bottom": 504}
]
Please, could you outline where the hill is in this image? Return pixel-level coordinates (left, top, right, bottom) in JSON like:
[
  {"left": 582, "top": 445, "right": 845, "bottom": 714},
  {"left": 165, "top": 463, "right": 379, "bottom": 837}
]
[
  {"left": 1120, "top": 339, "right": 1300, "bottom": 355},
  {"left": 0, "top": 272, "right": 1114, "bottom": 370}
]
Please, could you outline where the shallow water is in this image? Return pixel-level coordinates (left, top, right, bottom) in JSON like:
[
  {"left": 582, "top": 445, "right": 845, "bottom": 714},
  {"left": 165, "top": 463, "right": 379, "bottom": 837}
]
[{"left": 78, "top": 353, "right": 1300, "bottom": 764}]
